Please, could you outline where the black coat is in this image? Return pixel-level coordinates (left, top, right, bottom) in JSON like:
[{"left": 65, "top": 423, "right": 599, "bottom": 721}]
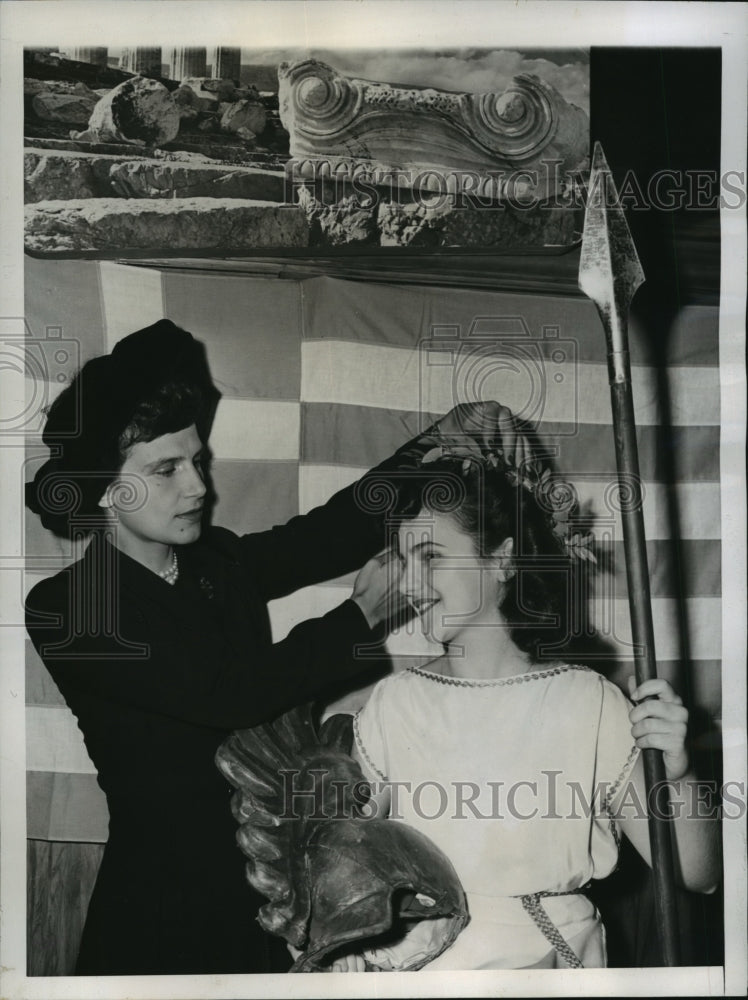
[{"left": 25, "top": 477, "right": 393, "bottom": 976}]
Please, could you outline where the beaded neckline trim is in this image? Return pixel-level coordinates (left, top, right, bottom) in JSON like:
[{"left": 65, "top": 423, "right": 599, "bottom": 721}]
[{"left": 405, "top": 663, "right": 590, "bottom": 688}]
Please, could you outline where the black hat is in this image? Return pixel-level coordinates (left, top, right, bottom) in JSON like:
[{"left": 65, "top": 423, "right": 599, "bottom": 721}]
[{"left": 26, "top": 320, "right": 220, "bottom": 537}]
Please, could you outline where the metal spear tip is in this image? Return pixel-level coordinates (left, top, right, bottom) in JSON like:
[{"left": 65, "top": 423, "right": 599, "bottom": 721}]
[{"left": 578, "top": 141, "right": 645, "bottom": 317}]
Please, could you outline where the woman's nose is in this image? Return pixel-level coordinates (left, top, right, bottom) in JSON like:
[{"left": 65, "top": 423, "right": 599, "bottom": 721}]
[
  {"left": 400, "top": 551, "right": 425, "bottom": 599},
  {"left": 187, "top": 464, "right": 207, "bottom": 498},
  {"left": 399, "top": 566, "right": 416, "bottom": 597}
]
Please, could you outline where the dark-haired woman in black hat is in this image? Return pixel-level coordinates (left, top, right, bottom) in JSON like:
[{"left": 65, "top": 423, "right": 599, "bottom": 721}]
[{"left": 25, "top": 320, "right": 527, "bottom": 976}]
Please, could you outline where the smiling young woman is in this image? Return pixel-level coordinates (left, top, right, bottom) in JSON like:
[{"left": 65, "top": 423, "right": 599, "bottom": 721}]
[{"left": 342, "top": 453, "right": 720, "bottom": 971}]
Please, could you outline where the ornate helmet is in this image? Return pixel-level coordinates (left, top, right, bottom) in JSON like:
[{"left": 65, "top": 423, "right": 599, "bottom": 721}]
[{"left": 216, "top": 704, "right": 468, "bottom": 971}]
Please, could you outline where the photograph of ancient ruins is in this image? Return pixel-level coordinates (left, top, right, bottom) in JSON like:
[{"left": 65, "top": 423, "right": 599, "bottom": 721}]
[{"left": 24, "top": 45, "right": 590, "bottom": 254}]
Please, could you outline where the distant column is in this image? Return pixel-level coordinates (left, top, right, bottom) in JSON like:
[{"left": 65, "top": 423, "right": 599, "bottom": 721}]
[
  {"left": 208, "top": 47, "right": 241, "bottom": 83},
  {"left": 170, "top": 48, "right": 207, "bottom": 80},
  {"left": 120, "top": 48, "right": 163, "bottom": 76},
  {"left": 69, "top": 48, "right": 108, "bottom": 67}
]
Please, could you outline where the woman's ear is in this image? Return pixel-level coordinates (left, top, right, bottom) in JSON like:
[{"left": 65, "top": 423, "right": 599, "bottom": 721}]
[
  {"left": 98, "top": 484, "right": 115, "bottom": 511},
  {"left": 494, "top": 537, "right": 515, "bottom": 582}
]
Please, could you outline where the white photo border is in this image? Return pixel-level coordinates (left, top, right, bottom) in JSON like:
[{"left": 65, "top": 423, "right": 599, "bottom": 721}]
[{"left": 1, "top": 2, "right": 745, "bottom": 997}]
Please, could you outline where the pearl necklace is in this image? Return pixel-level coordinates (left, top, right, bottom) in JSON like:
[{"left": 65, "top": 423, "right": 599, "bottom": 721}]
[{"left": 159, "top": 549, "right": 179, "bottom": 585}]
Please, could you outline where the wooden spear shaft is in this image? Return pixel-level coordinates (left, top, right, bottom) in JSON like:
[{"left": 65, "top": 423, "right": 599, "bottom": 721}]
[{"left": 579, "top": 142, "right": 680, "bottom": 965}]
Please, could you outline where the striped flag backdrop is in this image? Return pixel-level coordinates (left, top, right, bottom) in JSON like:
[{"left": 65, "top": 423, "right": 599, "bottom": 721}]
[{"left": 24, "top": 254, "right": 721, "bottom": 845}]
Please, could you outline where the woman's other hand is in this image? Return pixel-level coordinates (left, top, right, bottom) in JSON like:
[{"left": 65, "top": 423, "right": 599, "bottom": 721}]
[
  {"left": 363, "top": 915, "right": 455, "bottom": 971},
  {"left": 351, "top": 548, "right": 405, "bottom": 630},
  {"left": 619, "top": 676, "right": 719, "bottom": 894},
  {"left": 289, "top": 942, "right": 367, "bottom": 972},
  {"left": 627, "top": 676, "right": 690, "bottom": 780},
  {"left": 329, "top": 952, "right": 368, "bottom": 972}
]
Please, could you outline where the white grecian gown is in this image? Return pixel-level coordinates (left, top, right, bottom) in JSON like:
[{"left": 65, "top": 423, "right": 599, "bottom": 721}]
[{"left": 353, "top": 663, "right": 640, "bottom": 969}]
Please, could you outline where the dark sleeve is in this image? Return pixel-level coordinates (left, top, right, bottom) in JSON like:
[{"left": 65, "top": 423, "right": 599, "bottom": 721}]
[
  {"left": 237, "top": 428, "right": 435, "bottom": 602},
  {"left": 25, "top": 574, "right": 382, "bottom": 731}
]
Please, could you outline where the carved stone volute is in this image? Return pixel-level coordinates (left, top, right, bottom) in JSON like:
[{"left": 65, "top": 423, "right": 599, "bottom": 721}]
[{"left": 279, "top": 59, "right": 588, "bottom": 199}]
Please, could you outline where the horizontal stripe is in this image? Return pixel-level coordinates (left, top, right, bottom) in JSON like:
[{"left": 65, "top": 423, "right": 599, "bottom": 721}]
[
  {"left": 23, "top": 491, "right": 721, "bottom": 609},
  {"left": 27, "top": 771, "right": 109, "bottom": 843},
  {"left": 586, "top": 596, "right": 720, "bottom": 663},
  {"left": 209, "top": 398, "right": 299, "bottom": 460},
  {"left": 23, "top": 567, "right": 70, "bottom": 599},
  {"left": 592, "top": 538, "right": 721, "bottom": 597},
  {"left": 99, "top": 260, "right": 165, "bottom": 351},
  {"left": 268, "top": 583, "right": 350, "bottom": 644},
  {"left": 26, "top": 639, "right": 66, "bottom": 707},
  {"left": 386, "top": 538, "right": 722, "bottom": 599},
  {"left": 23, "top": 458, "right": 299, "bottom": 556},
  {"left": 301, "top": 340, "right": 719, "bottom": 425},
  {"left": 301, "top": 275, "right": 719, "bottom": 366},
  {"left": 23, "top": 492, "right": 80, "bottom": 560},
  {"left": 24, "top": 555, "right": 723, "bottom": 711},
  {"left": 270, "top": 525, "right": 720, "bottom": 600},
  {"left": 601, "top": 659, "right": 722, "bottom": 718},
  {"left": 24, "top": 256, "right": 106, "bottom": 361},
  {"left": 21, "top": 390, "right": 301, "bottom": 477},
  {"left": 10, "top": 359, "right": 77, "bottom": 433},
  {"left": 26, "top": 706, "right": 97, "bottom": 774},
  {"left": 163, "top": 270, "right": 303, "bottom": 400},
  {"left": 389, "top": 597, "right": 722, "bottom": 663},
  {"left": 301, "top": 403, "right": 720, "bottom": 481},
  {"left": 300, "top": 464, "right": 722, "bottom": 540},
  {"left": 268, "top": 582, "right": 721, "bottom": 662},
  {"left": 14, "top": 373, "right": 69, "bottom": 435},
  {"left": 209, "top": 459, "right": 299, "bottom": 534}
]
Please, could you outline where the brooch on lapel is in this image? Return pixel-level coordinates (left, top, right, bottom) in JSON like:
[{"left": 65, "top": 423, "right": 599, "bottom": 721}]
[{"left": 199, "top": 576, "right": 215, "bottom": 600}]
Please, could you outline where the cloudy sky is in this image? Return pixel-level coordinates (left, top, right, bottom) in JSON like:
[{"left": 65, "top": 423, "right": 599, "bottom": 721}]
[{"left": 242, "top": 47, "right": 589, "bottom": 113}]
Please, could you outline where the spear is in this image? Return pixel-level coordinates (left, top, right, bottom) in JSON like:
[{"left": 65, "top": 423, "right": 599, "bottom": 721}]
[{"left": 578, "top": 142, "right": 680, "bottom": 965}]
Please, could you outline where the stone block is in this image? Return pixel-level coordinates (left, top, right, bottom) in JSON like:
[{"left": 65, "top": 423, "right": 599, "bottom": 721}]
[
  {"left": 25, "top": 150, "right": 99, "bottom": 200},
  {"left": 377, "top": 201, "right": 446, "bottom": 248},
  {"left": 173, "top": 84, "right": 202, "bottom": 119},
  {"left": 221, "top": 99, "right": 267, "bottom": 137},
  {"left": 25, "top": 78, "right": 49, "bottom": 97},
  {"left": 107, "top": 160, "right": 286, "bottom": 200},
  {"left": 378, "top": 199, "right": 579, "bottom": 248},
  {"left": 297, "top": 187, "right": 377, "bottom": 246},
  {"left": 183, "top": 77, "right": 237, "bottom": 101},
  {"left": 25, "top": 198, "right": 309, "bottom": 252},
  {"left": 31, "top": 87, "right": 99, "bottom": 124},
  {"left": 176, "top": 79, "right": 220, "bottom": 111}
]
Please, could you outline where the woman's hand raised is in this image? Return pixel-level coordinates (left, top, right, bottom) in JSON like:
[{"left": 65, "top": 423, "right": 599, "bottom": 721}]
[
  {"left": 430, "top": 401, "right": 535, "bottom": 471},
  {"left": 351, "top": 548, "right": 406, "bottom": 630}
]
